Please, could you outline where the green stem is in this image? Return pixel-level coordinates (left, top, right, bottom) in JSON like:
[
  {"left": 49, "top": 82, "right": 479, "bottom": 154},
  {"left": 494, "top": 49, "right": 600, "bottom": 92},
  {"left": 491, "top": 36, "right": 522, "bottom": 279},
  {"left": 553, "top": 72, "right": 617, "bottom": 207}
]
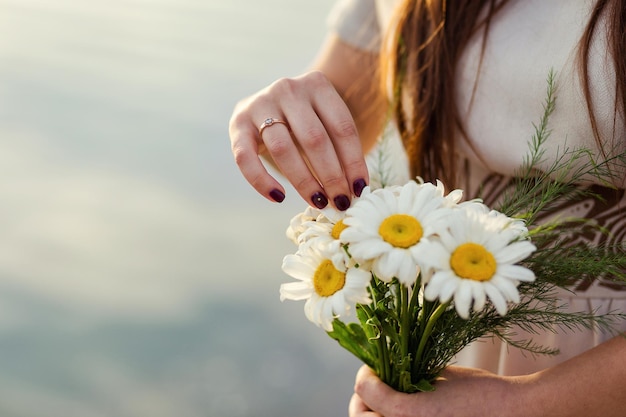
[
  {"left": 367, "top": 283, "right": 390, "bottom": 383},
  {"left": 409, "top": 281, "right": 421, "bottom": 322},
  {"left": 407, "top": 283, "right": 421, "bottom": 353},
  {"left": 415, "top": 301, "right": 450, "bottom": 365},
  {"left": 398, "top": 284, "right": 413, "bottom": 392},
  {"left": 379, "top": 333, "right": 390, "bottom": 384},
  {"left": 400, "top": 284, "right": 410, "bottom": 361}
]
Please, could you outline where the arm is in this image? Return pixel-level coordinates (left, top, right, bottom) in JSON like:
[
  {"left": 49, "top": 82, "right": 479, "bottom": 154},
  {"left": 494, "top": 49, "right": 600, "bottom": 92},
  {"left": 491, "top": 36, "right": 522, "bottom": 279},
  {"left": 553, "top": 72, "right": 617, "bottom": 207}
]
[
  {"left": 350, "top": 335, "right": 626, "bottom": 417},
  {"left": 229, "top": 34, "right": 387, "bottom": 210},
  {"left": 528, "top": 334, "right": 626, "bottom": 417},
  {"left": 314, "top": 34, "right": 388, "bottom": 153}
]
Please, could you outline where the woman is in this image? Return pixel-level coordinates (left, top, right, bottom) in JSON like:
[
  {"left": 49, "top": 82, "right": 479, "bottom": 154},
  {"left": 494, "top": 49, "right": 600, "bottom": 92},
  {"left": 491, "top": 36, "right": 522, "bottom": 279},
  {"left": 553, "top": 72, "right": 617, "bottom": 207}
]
[{"left": 229, "top": 0, "right": 626, "bottom": 415}]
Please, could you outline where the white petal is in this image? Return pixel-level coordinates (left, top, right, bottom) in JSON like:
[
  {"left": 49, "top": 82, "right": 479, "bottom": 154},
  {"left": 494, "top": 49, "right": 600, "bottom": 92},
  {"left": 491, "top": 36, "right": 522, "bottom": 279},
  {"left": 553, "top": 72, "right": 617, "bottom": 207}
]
[
  {"left": 422, "top": 207, "right": 453, "bottom": 233},
  {"left": 439, "top": 222, "right": 463, "bottom": 252},
  {"left": 491, "top": 275, "right": 521, "bottom": 303},
  {"left": 445, "top": 188, "right": 464, "bottom": 204},
  {"left": 332, "top": 293, "right": 349, "bottom": 317},
  {"left": 319, "top": 300, "right": 336, "bottom": 331},
  {"left": 453, "top": 280, "right": 473, "bottom": 319},
  {"left": 304, "top": 297, "right": 322, "bottom": 325},
  {"left": 483, "top": 283, "right": 508, "bottom": 316},
  {"left": 422, "top": 192, "right": 447, "bottom": 216},
  {"left": 279, "top": 282, "right": 312, "bottom": 301},
  {"left": 348, "top": 239, "right": 390, "bottom": 260},
  {"left": 351, "top": 292, "right": 372, "bottom": 305},
  {"left": 471, "top": 281, "right": 487, "bottom": 312},
  {"left": 494, "top": 241, "right": 536, "bottom": 264},
  {"left": 498, "top": 264, "right": 536, "bottom": 282},
  {"left": 373, "top": 251, "right": 397, "bottom": 282},
  {"left": 439, "top": 276, "right": 459, "bottom": 302},
  {"left": 386, "top": 248, "right": 407, "bottom": 273},
  {"left": 330, "top": 251, "right": 349, "bottom": 272},
  {"left": 411, "top": 184, "right": 438, "bottom": 217},
  {"left": 320, "top": 206, "right": 345, "bottom": 223},
  {"left": 484, "top": 233, "right": 513, "bottom": 253},
  {"left": 344, "top": 275, "right": 372, "bottom": 302},
  {"left": 346, "top": 268, "right": 372, "bottom": 288},
  {"left": 354, "top": 189, "right": 396, "bottom": 221},
  {"left": 397, "top": 181, "right": 418, "bottom": 212},
  {"left": 369, "top": 190, "right": 396, "bottom": 216},
  {"left": 340, "top": 227, "right": 376, "bottom": 243},
  {"left": 345, "top": 203, "right": 379, "bottom": 223},
  {"left": 281, "top": 254, "right": 315, "bottom": 280},
  {"left": 414, "top": 240, "right": 449, "bottom": 271},
  {"left": 397, "top": 253, "right": 419, "bottom": 285},
  {"left": 424, "top": 270, "right": 454, "bottom": 300}
]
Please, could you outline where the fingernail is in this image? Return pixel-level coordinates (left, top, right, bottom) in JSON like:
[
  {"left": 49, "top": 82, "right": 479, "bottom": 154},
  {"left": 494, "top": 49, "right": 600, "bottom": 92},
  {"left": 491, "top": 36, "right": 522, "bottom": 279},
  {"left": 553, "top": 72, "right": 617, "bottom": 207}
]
[
  {"left": 334, "top": 194, "right": 350, "bottom": 211},
  {"left": 311, "top": 192, "right": 328, "bottom": 209},
  {"left": 269, "top": 189, "right": 285, "bottom": 203},
  {"left": 353, "top": 178, "right": 367, "bottom": 197}
]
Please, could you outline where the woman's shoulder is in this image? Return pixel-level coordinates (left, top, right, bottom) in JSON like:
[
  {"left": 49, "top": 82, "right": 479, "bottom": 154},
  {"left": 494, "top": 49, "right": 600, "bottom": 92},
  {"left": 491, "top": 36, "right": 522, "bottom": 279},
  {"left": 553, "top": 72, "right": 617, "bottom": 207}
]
[{"left": 326, "top": 0, "right": 401, "bottom": 52}]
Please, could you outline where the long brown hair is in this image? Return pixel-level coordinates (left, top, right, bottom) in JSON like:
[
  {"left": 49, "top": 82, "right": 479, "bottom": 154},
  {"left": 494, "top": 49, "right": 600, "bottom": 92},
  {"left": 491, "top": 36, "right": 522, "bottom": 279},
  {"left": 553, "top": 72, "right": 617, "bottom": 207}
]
[{"left": 382, "top": 0, "right": 626, "bottom": 187}]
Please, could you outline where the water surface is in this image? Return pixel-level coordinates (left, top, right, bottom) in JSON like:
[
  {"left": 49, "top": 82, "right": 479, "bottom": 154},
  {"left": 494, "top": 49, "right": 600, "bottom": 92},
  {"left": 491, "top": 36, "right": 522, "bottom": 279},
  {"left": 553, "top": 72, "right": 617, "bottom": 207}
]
[{"left": 0, "top": 1, "right": 360, "bottom": 416}]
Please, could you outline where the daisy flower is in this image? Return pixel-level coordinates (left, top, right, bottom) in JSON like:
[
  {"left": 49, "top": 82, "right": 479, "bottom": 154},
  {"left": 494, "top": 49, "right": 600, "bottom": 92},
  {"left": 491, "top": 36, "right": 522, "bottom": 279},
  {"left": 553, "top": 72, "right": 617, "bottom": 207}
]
[
  {"left": 461, "top": 200, "right": 529, "bottom": 237},
  {"left": 341, "top": 180, "right": 450, "bottom": 285},
  {"left": 300, "top": 215, "right": 348, "bottom": 255},
  {"left": 422, "top": 207, "right": 536, "bottom": 319},
  {"left": 293, "top": 191, "right": 368, "bottom": 253},
  {"left": 280, "top": 245, "right": 371, "bottom": 331},
  {"left": 433, "top": 179, "right": 464, "bottom": 207},
  {"left": 286, "top": 206, "right": 321, "bottom": 245}
]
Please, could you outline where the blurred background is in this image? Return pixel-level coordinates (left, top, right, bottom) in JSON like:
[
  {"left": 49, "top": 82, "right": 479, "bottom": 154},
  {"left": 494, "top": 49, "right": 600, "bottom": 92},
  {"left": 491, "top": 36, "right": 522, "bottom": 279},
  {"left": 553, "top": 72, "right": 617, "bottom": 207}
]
[{"left": 0, "top": 0, "right": 363, "bottom": 416}]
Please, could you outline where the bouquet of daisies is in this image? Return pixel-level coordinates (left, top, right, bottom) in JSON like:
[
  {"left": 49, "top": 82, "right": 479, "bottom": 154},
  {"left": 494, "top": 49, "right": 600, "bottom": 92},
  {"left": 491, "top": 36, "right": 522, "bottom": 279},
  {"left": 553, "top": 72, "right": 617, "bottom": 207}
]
[{"left": 279, "top": 73, "right": 626, "bottom": 393}]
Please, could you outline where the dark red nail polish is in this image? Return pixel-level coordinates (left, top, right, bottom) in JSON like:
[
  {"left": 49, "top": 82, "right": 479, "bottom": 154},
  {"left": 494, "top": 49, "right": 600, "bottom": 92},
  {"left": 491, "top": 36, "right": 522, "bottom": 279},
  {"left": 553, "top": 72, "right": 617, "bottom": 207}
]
[
  {"left": 353, "top": 178, "right": 367, "bottom": 197},
  {"left": 269, "top": 189, "right": 285, "bottom": 203},
  {"left": 334, "top": 194, "right": 350, "bottom": 211},
  {"left": 311, "top": 192, "right": 328, "bottom": 209}
]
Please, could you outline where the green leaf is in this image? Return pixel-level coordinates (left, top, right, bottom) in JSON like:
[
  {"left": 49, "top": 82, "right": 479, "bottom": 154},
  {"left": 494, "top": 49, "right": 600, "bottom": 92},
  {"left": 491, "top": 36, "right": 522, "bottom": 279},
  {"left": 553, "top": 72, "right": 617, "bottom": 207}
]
[
  {"left": 413, "top": 378, "right": 436, "bottom": 392},
  {"left": 327, "top": 320, "right": 377, "bottom": 369}
]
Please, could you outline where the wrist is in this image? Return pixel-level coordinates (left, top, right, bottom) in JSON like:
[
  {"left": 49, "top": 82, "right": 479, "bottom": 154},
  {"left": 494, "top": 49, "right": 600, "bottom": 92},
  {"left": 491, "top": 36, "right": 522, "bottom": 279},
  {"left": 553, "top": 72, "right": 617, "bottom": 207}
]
[{"left": 502, "top": 373, "right": 544, "bottom": 417}]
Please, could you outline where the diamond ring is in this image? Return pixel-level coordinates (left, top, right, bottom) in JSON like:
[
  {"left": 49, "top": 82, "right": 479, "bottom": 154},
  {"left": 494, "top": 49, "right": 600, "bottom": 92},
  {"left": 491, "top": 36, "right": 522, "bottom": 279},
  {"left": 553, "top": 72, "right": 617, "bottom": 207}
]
[{"left": 258, "top": 117, "right": 289, "bottom": 136}]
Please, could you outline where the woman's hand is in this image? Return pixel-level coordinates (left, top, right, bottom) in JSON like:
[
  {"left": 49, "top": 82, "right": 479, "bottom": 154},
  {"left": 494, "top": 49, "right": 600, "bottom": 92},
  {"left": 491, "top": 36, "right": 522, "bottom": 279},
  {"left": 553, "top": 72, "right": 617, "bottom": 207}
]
[
  {"left": 349, "top": 335, "right": 626, "bottom": 417},
  {"left": 229, "top": 70, "right": 369, "bottom": 210},
  {"left": 349, "top": 365, "right": 529, "bottom": 417},
  {"left": 349, "top": 365, "right": 530, "bottom": 417},
  {"left": 228, "top": 35, "right": 387, "bottom": 210}
]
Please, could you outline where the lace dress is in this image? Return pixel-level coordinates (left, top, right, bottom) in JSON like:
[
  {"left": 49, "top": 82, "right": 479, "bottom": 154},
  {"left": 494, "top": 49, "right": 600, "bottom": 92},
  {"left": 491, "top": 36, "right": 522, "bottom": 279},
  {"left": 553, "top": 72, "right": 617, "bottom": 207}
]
[{"left": 328, "top": 0, "right": 626, "bottom": 375}]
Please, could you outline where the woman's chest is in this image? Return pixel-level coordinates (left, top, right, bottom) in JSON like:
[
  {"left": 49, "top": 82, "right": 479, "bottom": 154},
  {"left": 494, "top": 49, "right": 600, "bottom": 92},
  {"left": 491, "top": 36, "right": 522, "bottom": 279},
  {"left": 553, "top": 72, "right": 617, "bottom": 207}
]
[{"left": 455, "top": 0, "right": 623, "bottom": 184}]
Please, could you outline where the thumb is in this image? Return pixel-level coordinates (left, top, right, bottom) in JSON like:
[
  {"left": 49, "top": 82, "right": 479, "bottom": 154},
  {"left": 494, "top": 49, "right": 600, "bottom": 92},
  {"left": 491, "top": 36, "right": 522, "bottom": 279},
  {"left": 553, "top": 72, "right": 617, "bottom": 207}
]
[{"left": 354, "top": 365, "right": 410, "bottom": 416}]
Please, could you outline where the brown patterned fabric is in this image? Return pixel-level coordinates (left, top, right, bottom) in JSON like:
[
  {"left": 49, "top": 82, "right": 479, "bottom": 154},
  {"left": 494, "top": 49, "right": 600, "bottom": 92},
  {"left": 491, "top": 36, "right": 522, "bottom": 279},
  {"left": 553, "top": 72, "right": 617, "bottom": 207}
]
[{"left": 460, "top": 165, "right": 626, "bottom": 293}]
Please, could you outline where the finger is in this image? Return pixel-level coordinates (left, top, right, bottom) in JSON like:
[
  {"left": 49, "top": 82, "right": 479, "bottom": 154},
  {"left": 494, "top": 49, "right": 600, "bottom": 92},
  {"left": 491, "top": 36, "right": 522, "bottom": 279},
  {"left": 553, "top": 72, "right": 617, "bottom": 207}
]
[
  {"left": 288, "top": 71, "right": 369, "bottom": 200},
  {"left": 275, "top": 72, "right": 367, "bottom": 209},
  {"left": 349, "top": 393, "right": 382, "bottom": 417},
  {"left": 230, "top": 115, "right": 287, "bottom": 203},
  {"left": 354, "top": 365, "right": 415, "bottom": 417},
  {"left": 258, "top": 115, "right": 330, "bottom": 210},
  {"left": 310, "top": 73, "right": 370, "bottom": 197},
  {"left": 267, "top": 74, "right": 353, "bottom": 210},
  {"left": 283, "top": 105, "right": 353, "bottom": 210}
]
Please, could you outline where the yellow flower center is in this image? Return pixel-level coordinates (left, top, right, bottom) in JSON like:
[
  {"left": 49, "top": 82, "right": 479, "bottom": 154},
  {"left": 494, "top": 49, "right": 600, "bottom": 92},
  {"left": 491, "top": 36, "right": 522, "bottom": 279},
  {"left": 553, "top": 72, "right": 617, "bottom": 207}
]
[
  {"left": 450, "top": 243, "right": 497, "bottom": 281},
  {"left": 378, "top": 214, "right": 423, "bottom": 248},
  {"left": 331, "top": 220, "right": 348, "bottom": 240},
  {"left": 313, "top": 260, "right": 346, "bottom": 297}
]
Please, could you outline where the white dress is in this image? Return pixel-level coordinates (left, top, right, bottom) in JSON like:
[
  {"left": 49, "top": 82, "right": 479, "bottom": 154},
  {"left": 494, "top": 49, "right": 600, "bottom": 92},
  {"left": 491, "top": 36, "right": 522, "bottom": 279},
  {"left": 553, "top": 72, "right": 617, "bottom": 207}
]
[{"left": 327, "top": 0, "right": 626, "bottom": 376}]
